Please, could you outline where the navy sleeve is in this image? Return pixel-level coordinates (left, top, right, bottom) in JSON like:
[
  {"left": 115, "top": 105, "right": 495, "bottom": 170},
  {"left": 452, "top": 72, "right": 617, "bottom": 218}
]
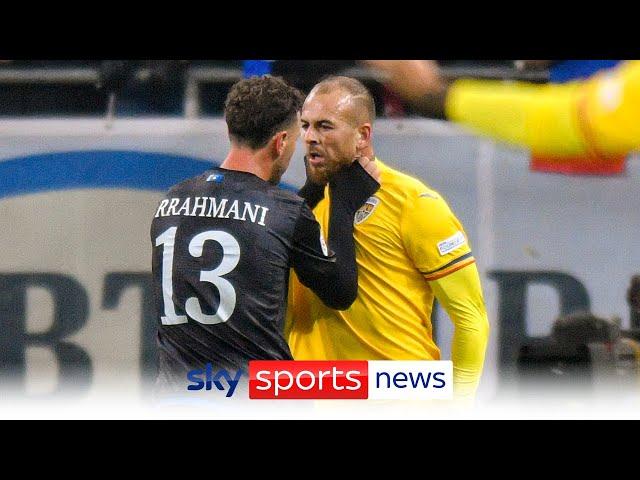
[
  {"left": 290, "top": 202, "right": 356, "bottom": 310},
  {"left": 291, "top": 161, "right": 380, "bottom": 310}
]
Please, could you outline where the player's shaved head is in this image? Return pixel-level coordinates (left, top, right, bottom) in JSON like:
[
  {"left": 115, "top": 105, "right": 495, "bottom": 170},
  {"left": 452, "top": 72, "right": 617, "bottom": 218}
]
[{"left": 307, "top": 76, "right": 376, "bottom": 126}]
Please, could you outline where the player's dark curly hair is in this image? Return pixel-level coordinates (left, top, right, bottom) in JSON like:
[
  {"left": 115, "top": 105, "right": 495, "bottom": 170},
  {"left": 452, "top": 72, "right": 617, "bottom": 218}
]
[{"left": 224, "top": 75, "right": 304, "bottom": 150}]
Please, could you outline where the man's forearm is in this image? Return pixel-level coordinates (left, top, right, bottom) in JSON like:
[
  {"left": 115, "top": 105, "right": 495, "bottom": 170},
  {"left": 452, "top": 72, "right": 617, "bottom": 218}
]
[
  {"left": 445, "top": 78, "right": 590, "bottom": 157},
  {"left": 450, "top": 312, "right": 490, "bottom": 397},
  {"left": 321, "top": 161, "right": 380, "bottom": 309},
  {"left": 429, "top": 264, "right": 490, "bottom": 397}
]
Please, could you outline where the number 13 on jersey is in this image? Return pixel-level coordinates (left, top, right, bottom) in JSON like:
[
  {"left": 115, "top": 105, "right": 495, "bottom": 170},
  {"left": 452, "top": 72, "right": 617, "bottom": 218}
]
[{"left": 155, "top": 226, "right": 240, "bottom": 326}]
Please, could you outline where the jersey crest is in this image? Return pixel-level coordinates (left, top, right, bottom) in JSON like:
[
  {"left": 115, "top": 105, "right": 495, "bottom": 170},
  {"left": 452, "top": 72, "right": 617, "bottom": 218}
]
[{"left": 354, "top": 196, "right": 379, "bottom": 225}]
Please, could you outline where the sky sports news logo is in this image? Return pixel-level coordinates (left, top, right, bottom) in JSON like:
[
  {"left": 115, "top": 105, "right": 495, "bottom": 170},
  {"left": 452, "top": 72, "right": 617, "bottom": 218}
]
[
  {"left": 186, "top": 361, "right": 452, "bottom": 399},
  {"left": 248, "top": 360, "right": 452, "bottom": 400}
]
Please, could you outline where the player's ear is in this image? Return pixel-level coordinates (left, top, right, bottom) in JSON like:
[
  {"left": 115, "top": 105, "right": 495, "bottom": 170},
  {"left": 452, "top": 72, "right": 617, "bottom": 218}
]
[
  {"left": 273, "top": 130, "right": 287, "bottom": 157},
  {"left": 357, "top": 124, "right": 371, "bottom": 150}
]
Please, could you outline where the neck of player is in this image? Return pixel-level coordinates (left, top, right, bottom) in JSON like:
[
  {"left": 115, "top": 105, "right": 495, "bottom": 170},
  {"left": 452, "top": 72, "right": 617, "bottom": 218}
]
[{"left": 221, "top": 144, "right": 274, "bottom": 182}]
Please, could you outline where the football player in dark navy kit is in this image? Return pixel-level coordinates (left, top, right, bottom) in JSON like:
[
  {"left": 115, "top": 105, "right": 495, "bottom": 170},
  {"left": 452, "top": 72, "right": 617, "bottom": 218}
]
[{"left": 150, "top": 75, "right": 380, "bottom": 392}]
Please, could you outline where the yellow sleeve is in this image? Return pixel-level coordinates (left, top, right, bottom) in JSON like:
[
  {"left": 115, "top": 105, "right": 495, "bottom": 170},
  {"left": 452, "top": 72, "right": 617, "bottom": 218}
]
[
  {"left": 400, "top": 189, "right": 474, "bottom": 279},
  {"left": 428, "top": 263, "right": 490, "bottom": 398},
  {"left": 401, "top": 188, "right": 488, "bottom": 397},
  {"left": 445, "top": 60, "right": 640, "bottom": 158},
  {"left": 445, "top": 77, "right": 587, "bottom": 157}
]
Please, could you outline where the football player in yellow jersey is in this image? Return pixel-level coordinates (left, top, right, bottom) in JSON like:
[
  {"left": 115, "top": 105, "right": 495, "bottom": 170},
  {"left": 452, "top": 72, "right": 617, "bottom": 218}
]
[
  {"left": 285, "top": 76, "right": 490, "bottom": 398},
  {"left": 363, "top": 60, "right": 640, "bottom": 160}
]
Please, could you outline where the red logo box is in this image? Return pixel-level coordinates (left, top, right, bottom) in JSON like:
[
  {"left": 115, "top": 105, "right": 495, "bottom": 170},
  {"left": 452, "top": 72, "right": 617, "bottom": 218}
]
[{"left": 249, "top": 360, "right": 368, "bottom": 399}]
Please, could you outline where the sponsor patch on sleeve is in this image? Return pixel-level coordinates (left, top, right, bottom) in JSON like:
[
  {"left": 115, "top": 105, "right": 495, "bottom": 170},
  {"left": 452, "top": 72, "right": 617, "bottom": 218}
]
[{"left": 437, "top": 231, "right": 466, "bottom": 256}]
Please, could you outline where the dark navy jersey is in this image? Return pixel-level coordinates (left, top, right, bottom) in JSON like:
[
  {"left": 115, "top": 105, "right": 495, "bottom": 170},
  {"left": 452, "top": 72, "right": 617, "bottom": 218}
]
[{"left": 150, "top": 167, "right": 340, "bottom": 385}]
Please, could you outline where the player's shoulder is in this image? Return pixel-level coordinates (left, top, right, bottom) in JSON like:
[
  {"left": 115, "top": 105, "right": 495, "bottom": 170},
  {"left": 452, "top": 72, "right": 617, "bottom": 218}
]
[
  {"left": 379, "top": 160, "right": 446, "bottom": 205},
  {"left": 380, "top": 160, "right": 429, "bottom": 192},
  {"left": 269, "top": 185, "right": 306, "bottom": 205},
  {"left": 164, "top": 170, "right": 212, "bottom": 197}
]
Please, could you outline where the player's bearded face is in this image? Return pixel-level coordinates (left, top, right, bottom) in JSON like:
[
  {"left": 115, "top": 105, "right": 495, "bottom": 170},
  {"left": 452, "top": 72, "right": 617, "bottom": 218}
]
[{"left": 301, "top": 92, "right": 360, "bottom": 184}]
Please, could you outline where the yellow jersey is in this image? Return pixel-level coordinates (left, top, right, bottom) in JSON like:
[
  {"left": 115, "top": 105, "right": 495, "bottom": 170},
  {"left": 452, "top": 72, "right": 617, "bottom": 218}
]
[{"left": 286, "top": 159, "right": 477, "bottom": 362}]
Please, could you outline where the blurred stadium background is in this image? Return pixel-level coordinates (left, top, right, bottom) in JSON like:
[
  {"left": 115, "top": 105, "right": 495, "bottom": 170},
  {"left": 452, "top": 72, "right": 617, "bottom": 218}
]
[{"left": 1, "top": 59, "right": 639, "bottom": 411}]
